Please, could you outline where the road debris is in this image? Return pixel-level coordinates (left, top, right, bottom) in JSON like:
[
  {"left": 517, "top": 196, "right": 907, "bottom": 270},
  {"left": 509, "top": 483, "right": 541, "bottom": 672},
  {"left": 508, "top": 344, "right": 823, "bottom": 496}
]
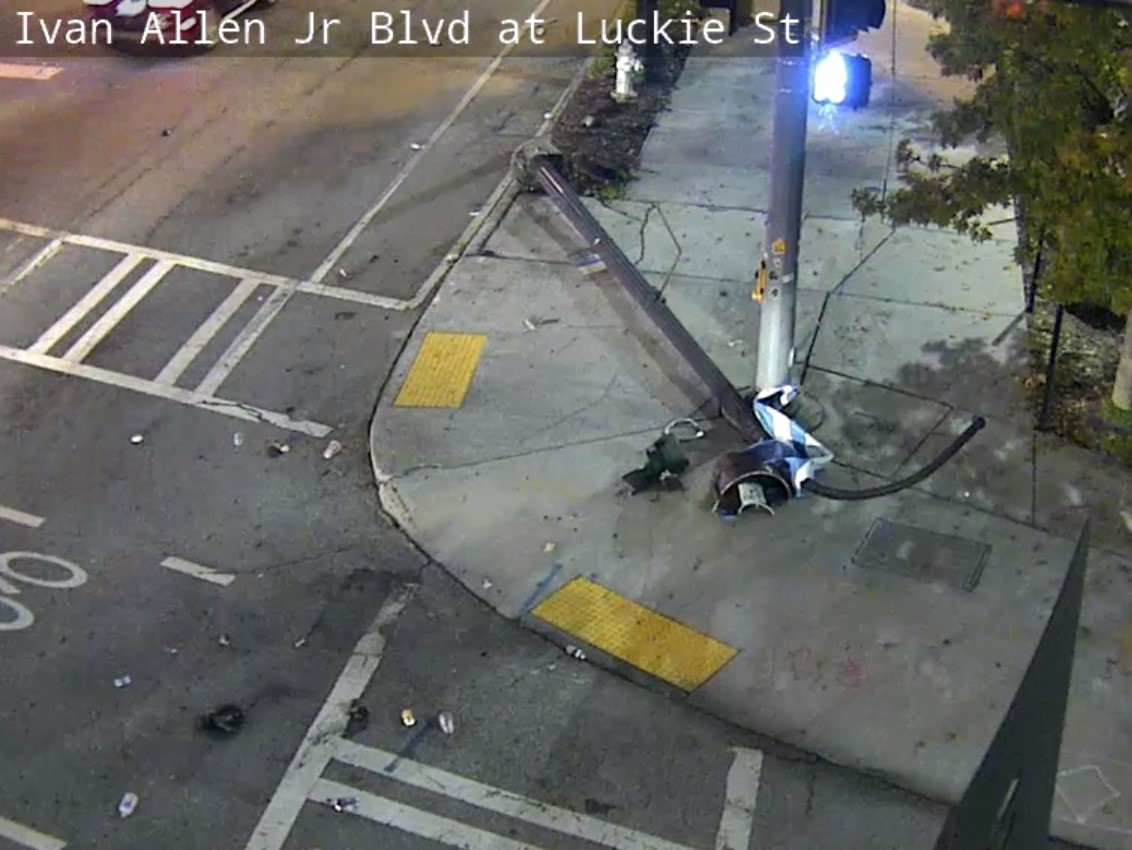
[
  {"left": 582, "top": 114, "right": 595, "bottom": 128},
  {"left": 437, "top": 710, "right": 456, "bottom": 735},
  {"left": 200, "top": 704, "right": 245, "bottom": 736},
  {"left": 410, "top": 142, "right": 423, "bottom": 150},
  {"left": 233, "top": 432, "right": 244, "bottom": 447},
  {"left": 267, "top": 441, "right": 290, "bottom": 457},
  {"left": 117, "top": 792, "right": 139, "bottom": 818},
  {"left": 161, "top": 128, "right": 172, "bottom": 137},
  {"left": 482, "top": 579, "right": 493, "bottom": 590},
  {"left": 401, "top": 708, "right": 416, "bottom": 727},
  {"left": 218, "top": 633, "right": 231, "bottom": 647},
  {"left": 322, "top": 440, "right": 343, "bottom": 460},
  {"left": 346, "top": 700, "right": 370, "bottom": 736},
  {"left": 543, "top": 541, "right": 557, "bottom": 554},
  {"left": 524, "top": 316, "right": 560, "bottom": 331},
  {"left": 294, "top": 637, "right": 307, "bottom": 648},
  {"left": 130, "top": 434, "right": 144, "bottom": 445},
  {"left": 622, "top": 432, "right": 689, "bottom": 494},
  {"left": 331, "top": 797, "right": 358, "bottom": 813},
  {"left": 469, "top": 209, "right": 480, "bottom": 217},
  {"left": 113, "top": 676, "right": 132, "bottom": 688},
  {"left": 543, "top": 112, "right": 553, "bottom": 120},
  {"left": 565, "top": 645, "right": 587, "bottom": 661},
  {"left": 338, "top": 268, "right": 349, "bottom": 280}
]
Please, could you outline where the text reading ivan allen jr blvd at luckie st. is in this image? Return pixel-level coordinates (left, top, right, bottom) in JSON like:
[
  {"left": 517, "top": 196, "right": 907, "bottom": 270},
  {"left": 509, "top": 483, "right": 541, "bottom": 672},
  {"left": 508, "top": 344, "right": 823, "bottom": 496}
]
[{"left": 9, "top": 9, "right": 804, "bottom": 49}]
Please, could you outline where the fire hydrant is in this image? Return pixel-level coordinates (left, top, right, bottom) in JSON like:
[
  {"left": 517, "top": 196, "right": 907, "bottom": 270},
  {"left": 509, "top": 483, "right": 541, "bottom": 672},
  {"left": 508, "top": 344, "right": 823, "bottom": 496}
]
[{"left": 613, "top": 41, "right": 643, "bottom": 102}]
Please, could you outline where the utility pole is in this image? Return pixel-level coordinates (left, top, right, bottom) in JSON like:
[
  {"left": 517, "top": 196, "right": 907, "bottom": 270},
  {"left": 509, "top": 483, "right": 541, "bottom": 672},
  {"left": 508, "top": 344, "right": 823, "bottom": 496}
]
[{"left": 754, "top": 0, "right": 812, "bottom": 392}]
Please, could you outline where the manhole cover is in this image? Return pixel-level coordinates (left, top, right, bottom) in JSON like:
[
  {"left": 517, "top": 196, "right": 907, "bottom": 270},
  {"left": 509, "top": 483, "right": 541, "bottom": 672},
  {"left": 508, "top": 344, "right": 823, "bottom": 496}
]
[{"left": 852, "top": 518, "right": 990, "bottom": 591}]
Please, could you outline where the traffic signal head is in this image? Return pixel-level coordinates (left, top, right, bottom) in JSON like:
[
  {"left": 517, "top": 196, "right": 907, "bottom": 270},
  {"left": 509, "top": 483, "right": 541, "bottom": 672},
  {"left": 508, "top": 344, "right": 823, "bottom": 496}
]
[
  {"left": 812, "top": 51, "right": 873, "bottom": 108},
  {"left": 817, "top": 0, "right": 886, "bottom": 46}
]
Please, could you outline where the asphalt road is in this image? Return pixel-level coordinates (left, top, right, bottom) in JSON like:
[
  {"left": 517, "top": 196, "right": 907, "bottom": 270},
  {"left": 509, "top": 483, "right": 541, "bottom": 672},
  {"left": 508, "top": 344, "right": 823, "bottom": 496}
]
[
  {"left": 0, "top": 1, "right": 598, "bottom": 845},
  {"left": 0, "top": 3, "right": 1082, "bottom": 850}
]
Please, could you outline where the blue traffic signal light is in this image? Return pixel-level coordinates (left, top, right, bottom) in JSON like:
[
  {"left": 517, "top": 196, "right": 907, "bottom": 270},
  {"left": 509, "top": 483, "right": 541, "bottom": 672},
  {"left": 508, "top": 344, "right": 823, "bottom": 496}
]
[{"left": 813, "top": 51, "right": 873, "bottom": 107}]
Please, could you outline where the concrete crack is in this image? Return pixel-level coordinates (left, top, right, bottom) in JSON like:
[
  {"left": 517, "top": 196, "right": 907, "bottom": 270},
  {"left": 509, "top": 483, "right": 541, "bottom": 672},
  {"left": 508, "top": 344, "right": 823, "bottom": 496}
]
[
  {"left": 652, "top": 204, "right": 683, "bottom": 296},
  {"left": 520, "top": 372, "right": 620, "bottom": 444}
]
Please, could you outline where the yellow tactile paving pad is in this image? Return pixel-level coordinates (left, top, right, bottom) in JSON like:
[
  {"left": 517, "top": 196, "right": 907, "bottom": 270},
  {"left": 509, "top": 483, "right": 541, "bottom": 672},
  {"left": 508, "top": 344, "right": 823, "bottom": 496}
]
[
  {"left": 394, "top": 332, "right": 487, "bottom": 408},
  {"left": 531, "top": 578, "right": 737, "bottom": 691}
]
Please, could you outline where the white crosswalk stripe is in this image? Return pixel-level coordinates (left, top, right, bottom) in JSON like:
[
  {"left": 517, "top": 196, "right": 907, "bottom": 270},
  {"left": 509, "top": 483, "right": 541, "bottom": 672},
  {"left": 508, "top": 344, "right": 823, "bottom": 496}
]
[{"left": 0, "top": 218, "right": 416, "bottom": 436}]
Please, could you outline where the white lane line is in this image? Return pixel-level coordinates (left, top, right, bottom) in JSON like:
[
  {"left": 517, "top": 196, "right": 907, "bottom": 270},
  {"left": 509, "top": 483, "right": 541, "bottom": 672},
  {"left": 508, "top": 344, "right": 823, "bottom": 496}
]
[
  {"left": 311, "top": 779, "right": 550, "bottom": 850},
  {"left": 307, "top": 0, "right": 556, "bottom": 290},
  {"left": 0, "top": 815, "right": 66, "bottom": 850},
  {"left": 29, "top": 254, "right": 146, "bottom": 355},
  {"left": 243, "top": 585, "right": 415, "bottom": 850},
  {"left": 0, "top": 505, "right": 45, "bottom": 529},
  {"left": 0, "top": 344, "right": 331, "bottom": 437},
  {"left": 395, "top": 55, "right": 596, "bottom": 313},
  {"left": 334, "top": 739, "right": 700, "bottom": 850},
  {"left": 61, "top": 260, "right": 173, "bottom": 362},
  {"left": 714, "top": 748, "right": 763, "bottom": 850},
  {"left": 0, "top": 63, "right": 63, "bottom": 81},
  {"left": 1, "top": 237, "right": 63, "bottom": 294},
  {"left": 195, "top": 286, "right": 291, "bottom": 396},
  {"left": 0, "top": 218, "right": 297, "bottom": 288},
  {"left": 155, "top": 278, "right": 259, "bottom": 385},
  {"left": 160, "top": 556, "right": 235, "bottom": 587}
]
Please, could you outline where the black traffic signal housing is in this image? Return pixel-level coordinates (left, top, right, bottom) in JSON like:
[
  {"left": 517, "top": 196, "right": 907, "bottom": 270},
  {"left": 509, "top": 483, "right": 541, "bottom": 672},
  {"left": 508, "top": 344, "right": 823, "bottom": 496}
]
[{"left": 817, "top": 0, "right": 886, "bottom": 46}]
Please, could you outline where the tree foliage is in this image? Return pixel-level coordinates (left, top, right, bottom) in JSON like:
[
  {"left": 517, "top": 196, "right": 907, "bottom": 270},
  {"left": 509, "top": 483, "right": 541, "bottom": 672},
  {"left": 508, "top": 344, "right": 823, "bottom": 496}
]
[{"left": 852, "top": 0, "right": 1132, "bottom": 315}]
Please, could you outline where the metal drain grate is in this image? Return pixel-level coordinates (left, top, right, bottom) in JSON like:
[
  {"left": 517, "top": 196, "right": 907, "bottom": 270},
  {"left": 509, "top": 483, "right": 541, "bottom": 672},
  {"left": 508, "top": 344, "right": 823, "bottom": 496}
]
[{"left": 852, "top": 518, "right": 991, "bottom": 592}]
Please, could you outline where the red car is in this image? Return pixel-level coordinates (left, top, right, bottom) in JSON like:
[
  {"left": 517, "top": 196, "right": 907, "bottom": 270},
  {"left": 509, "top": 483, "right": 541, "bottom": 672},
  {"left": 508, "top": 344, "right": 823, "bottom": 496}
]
[{"left": 82, "top": 0, "right": 276, "bottom": 48}]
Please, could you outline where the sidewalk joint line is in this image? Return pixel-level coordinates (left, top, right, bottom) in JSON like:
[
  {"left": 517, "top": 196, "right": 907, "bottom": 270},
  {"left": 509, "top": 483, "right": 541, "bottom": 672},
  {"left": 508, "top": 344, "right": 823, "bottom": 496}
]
[{"left": 888, "top": 406, "right": 955, "bottom": 481}]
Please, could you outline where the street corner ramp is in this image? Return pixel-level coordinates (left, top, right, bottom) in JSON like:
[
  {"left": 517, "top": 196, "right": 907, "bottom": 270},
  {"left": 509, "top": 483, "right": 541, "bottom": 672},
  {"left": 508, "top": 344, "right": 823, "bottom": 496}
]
[
  {"left": 393, "top": 331, "right": 487, "bottom": 409},
  {"left": 530, "top": 577, "right": 738, "bottom": 692}
]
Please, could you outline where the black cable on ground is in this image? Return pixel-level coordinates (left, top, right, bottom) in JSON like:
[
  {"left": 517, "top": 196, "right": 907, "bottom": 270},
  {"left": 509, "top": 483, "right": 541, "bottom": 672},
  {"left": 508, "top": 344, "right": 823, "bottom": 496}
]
[{"left": 802, "top": 416, "right": 986, "bottom": 501}]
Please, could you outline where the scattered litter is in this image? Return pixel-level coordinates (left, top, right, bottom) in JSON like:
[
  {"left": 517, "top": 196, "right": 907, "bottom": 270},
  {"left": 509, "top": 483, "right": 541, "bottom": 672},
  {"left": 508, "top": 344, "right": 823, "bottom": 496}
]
[
  {"left": 469, "top": 209, "right": 480, "bottom": 217},
  {"left": 338, "top": 268, "right": 349, "bottom": 280},
  {"left": 581, "top": 114, "right": 595, "bottom": 128},
  {"left": 117, "top": 792, "right": 139, "bottom": 818},
  {"left": 332, "top": 797, "right": 358, "bottom": 813},
  {"left": 130, "top": 434, "right": 144, "bottom": 445},
  {"left": 543, "top": 112, "right": 553, "bottom": 120},
  {"left": 218, "top": 633, "right": 231, "bottom": 647},
  {"left": 294, "top": 637, "right": 307, "bottom": 648},
  {"left": 410, "top": 142, "right": 423, "bottom": 150},
  {"left": 543, "top": 542, "right": 557, "bottom": 554},
  {"left": 346, "top": 699, "right": 369, "bottom": 733},
  {"left": 565, "top": 645, "right": 587, "bottom": 660},
  {"left": 482, "top": 579, "right": 493, "bottom": 590},
  {"left": 727, "top": 339, "right": 743, "bottom": 348},
  {"left": 401, "top": 708, "right": 417, "bottom": 727},
  {"left": 963, "top": 491, "right": 971, "bottom": 498},
  {"left": 200, "top": 704, "right": 245, "bottom": 735},
  {"left": 322, "top": 440, "right": 343, "bottom": 460},
  {"left": 267, "top": 442, "right": 290, "bottom": 457},
  {"left": 166, "top": 647, "right": 178, "bottom": 655},
  {"left": 437, "top": 710, "right": 456, "bottom": 735},
  {"left": 233, "top": 432, "right": 244, "bottom": 447},
  {"left": 161, "top": 128, "right": 172, "bottom": 137},
  {"left": 114, "top": 676, "right": 132, "bottom": 688},
  {"left": 524, "top": 316, "right": 560, "bottom": 330}
]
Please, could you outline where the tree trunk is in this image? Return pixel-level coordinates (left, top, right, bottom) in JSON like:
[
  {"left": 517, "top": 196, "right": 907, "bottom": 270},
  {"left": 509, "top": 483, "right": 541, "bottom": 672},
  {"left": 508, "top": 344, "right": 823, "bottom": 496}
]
[{"left": 1114, "top": 306, "right": 1132, "bottom": 411}]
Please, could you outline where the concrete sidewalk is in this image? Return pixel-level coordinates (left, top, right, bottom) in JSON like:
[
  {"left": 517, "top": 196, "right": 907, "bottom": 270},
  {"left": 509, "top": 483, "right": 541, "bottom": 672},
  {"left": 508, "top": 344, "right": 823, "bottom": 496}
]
[{"left": 370, "top": 4, "right": 1132, "bottom": 848}]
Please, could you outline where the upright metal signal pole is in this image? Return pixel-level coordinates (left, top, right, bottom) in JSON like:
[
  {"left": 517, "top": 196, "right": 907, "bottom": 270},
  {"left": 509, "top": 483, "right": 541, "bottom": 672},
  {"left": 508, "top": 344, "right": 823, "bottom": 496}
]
[{"left": 754, "top": 0, "right": 812, "bottom": 392}]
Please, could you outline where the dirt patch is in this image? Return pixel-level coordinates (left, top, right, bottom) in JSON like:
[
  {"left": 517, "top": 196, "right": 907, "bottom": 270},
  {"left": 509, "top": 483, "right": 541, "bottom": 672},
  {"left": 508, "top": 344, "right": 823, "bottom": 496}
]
[
  {"left": 550, "top": 2, "right": 702, "bottom": 197},
  {"left": 1023, "top": 296, "right": 1132, "bottom": 463},
  {"left": 551, "top": 61, "right": 685, "bottom": 196}
]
